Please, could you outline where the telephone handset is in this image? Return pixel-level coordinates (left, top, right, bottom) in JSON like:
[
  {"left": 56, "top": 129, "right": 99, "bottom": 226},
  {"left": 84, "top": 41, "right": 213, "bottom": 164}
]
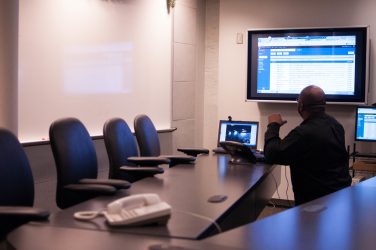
[
  {"left": 103, "top": 193, "right": 171, "bottom": 226},
  {"left": 74, "top": 193, "right": 171, "bottom": 226}
]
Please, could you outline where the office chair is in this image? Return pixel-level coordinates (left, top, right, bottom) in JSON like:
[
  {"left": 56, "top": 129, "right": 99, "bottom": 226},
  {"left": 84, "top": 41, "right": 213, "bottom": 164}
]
[
  {"left": 49, "top": 118, "right": 131, "bottom": 209},
  {"left": 0, "top": 128, "right": 49, "bottom": 240},
  {"left": 103, "top": 118, "right": 169, "bottom": 182},
  {"left": 133, "top": 114, "right": 209, "bottom": 167}
]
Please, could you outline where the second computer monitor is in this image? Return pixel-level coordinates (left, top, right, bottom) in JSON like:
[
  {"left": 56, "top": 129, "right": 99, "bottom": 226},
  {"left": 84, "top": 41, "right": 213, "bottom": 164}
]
[{"left": 355, "top": 106, "right": 376, "bottom": 142}]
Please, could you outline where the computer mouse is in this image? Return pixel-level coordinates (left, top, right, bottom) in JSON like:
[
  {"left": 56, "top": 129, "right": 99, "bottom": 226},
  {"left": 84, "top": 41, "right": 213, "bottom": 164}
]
[{"left": 208, "top": 195, "right": 228, "bottom": 203}]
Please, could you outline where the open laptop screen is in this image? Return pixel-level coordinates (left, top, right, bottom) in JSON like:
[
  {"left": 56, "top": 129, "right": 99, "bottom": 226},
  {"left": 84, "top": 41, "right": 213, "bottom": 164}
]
[
  {"left": 217, "top": 120, "right": 259, "bottom": 149},
  {"left": 355, "top": 106, "right": 376, "bottom": 142}
]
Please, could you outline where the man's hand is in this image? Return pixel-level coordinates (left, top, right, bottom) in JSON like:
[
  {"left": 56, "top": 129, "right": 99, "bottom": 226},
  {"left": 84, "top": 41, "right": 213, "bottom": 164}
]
[{"left": 268, "top": 114, "right": 287, "bottom": 126}]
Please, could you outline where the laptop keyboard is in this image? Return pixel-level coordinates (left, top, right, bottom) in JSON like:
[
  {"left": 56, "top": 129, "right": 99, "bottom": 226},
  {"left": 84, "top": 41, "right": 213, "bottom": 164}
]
[{"left": 213, "top": 147, "right": 265, "bottom": 162}]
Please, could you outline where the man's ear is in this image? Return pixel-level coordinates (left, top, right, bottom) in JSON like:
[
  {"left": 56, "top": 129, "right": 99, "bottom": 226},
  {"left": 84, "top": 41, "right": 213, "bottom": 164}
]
[{"left": 298, "top": 103, "right": 304, "bottom": 113}]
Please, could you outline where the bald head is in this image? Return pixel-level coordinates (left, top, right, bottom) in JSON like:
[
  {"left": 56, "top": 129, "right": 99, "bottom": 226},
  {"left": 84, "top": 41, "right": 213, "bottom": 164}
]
[{"left": 298, "top": 85, "right": 326, "bottom": 113}]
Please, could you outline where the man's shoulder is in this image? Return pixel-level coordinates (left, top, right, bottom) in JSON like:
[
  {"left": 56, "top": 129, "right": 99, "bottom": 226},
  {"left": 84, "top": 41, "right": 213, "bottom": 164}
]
[
  {"left": 323, "top": 113, "right": 344, "bottom": 127},
  {"left": 300, "top": 112, "right": 344, "bottom": 131},
  {"left": 307, "top": 112, "right": 342, "bottom": 124}
]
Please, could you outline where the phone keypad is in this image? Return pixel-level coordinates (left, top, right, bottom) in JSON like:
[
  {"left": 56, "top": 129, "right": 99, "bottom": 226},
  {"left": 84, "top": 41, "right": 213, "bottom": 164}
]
[{"left": 121, "top": 209, "right": 139, "bottom": 219}]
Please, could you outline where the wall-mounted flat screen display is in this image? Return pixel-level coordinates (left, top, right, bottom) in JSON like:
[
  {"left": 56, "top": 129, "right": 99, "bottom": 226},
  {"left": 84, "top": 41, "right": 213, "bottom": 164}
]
[{"left": 247, "top": 26, "right": 369, "bottom": 104}]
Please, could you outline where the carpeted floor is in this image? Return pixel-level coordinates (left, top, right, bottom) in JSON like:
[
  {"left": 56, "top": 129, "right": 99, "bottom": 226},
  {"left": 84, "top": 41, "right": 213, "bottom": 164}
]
[{"left": 257, "top": 199, "right": 294, "bottom": 220}]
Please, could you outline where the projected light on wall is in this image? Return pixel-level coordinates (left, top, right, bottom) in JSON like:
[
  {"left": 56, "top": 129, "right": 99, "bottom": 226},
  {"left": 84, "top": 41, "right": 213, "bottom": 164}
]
[{"left": 64, "top": 43, "right": 133, "bottom": 94}]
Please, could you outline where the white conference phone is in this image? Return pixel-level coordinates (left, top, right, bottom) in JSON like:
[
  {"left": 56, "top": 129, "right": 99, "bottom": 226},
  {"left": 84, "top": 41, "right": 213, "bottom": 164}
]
[{"left": 74, "top": 193, "right": 171, "bottom": 226}]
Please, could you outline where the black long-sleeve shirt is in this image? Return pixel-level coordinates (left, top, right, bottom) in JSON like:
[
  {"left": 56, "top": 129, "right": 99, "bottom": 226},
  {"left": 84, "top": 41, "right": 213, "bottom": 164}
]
[{"left": 264, "top": 112, "right": 351, "bottom": 205}]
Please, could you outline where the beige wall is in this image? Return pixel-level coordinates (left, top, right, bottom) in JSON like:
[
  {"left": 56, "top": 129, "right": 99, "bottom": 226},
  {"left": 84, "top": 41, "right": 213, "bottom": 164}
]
[
  {"left": 0, "top": 0, "right": 18, "bottom": 134},
  {"left": 202, "top": 0, "right": 220, "bottom": 149},
  {"left": 171, "top": 0, "right": 208, "bottom": 150},
  {"left": 172, "top": 0, "right": 199, "bottom": 150}
]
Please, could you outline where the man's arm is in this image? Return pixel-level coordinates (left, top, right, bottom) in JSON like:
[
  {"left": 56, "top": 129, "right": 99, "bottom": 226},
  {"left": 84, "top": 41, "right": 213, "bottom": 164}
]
[
  {"left": 264, "top": 122, "right": 282, "bottom": 163},
  {"left": 264, "top": 114, "right": 303, "bottom": 165}
]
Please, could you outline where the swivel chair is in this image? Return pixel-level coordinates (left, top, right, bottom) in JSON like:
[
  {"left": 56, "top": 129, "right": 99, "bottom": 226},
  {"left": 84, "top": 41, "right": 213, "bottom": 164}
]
[
  {"left": 103, "top": 118, "right": 168, "bottom": 182},
  {"left": 0, "top": 128, "right": 49, "bottom": 240},
  {"left": 133, "top": 114, "right": 209, "bottom": 167},
  {"left": 49, "top": 118, "right": 131, "bottom": 209}
]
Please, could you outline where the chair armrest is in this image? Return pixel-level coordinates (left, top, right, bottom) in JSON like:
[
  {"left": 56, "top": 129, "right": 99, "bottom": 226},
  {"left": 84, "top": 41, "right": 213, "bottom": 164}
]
[
  {"left": 79, "top": 178, "right": 131, "bottom": 190},
  {"left": 162, "top": 155, "right": 196, "bottom": 167},
  {"left": 64, "top": 183, "right": 116, "bottom": 195},
  {"left": 120, "top": 166, "right": 164, "bottom": 175},
  {"left": 177, "top": 148, "right": 209, "bottom": 157},
  {"left": 127, "top": 156, "right": 170, "bottom": 166},
  {"left": 0, "top": 206, "right": 49, "bottom": 221}
]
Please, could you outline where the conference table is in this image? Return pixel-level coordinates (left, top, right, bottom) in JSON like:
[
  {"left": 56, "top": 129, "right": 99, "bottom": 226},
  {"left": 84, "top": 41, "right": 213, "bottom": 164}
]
[
  {"left": 204, "top": 175, "right": 376, "bottom": 250},
  {"left": 7, "top": 153, "right": 376, "bottom": 250},
  {"left": 7, "top": 153, "right": 280, "bottom": 249}
]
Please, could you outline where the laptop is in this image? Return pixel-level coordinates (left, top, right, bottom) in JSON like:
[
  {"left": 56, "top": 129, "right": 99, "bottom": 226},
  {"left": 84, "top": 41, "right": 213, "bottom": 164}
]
[{"left": 213, "top": 120, "right": 264, "bottom": 161}]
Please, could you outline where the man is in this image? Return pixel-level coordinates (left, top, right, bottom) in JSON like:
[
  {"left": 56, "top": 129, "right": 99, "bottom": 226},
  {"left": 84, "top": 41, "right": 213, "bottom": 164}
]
[{"left": 264, "top": 85, "right": 352, "bottom": 205}]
